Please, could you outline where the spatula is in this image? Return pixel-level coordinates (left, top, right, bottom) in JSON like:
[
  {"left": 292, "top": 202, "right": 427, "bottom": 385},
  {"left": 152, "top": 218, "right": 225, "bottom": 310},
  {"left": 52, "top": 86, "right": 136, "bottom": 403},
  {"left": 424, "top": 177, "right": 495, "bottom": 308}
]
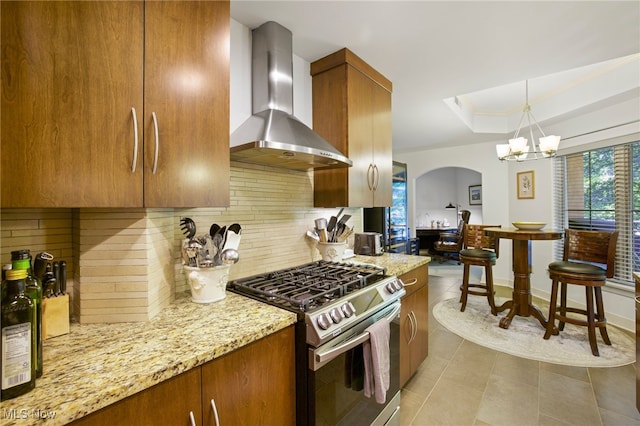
[{"left": 223, "top": 223, "right": 242, "bottom": 251}]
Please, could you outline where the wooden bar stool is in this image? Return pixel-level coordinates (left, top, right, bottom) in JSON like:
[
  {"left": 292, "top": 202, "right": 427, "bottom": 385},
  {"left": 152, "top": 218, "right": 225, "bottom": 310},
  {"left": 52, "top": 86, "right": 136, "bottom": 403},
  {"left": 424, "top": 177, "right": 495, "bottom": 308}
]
[
  {"left": 459, "top": 224, "right": 501, "bottom": 315},
  {"left": 543, "top": 229, "right": 618, "bottom": 356}
]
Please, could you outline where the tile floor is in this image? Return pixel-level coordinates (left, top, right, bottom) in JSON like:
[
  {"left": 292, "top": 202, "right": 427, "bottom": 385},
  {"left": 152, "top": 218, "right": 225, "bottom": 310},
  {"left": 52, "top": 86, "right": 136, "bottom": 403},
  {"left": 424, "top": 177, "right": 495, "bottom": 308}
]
[{"left": 400, "top": 265, "right": 640, "bottom": 426}]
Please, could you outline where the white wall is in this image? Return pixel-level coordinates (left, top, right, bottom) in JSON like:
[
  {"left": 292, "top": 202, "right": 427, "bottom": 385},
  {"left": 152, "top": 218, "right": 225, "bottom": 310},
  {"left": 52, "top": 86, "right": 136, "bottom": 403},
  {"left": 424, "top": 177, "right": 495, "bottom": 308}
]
[
  {"left": 415, "top": 167, "right": 482, "bottom": 227},
  {"left": 395, "top": 98, "right": 640, "bottom": 331}
]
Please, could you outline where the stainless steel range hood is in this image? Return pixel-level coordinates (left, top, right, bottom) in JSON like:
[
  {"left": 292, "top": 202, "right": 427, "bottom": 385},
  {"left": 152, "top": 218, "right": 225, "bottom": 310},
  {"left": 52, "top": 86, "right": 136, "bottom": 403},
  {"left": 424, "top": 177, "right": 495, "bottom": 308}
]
[{"left": 230, "top": 21, "right": 352, "bottom": 171}]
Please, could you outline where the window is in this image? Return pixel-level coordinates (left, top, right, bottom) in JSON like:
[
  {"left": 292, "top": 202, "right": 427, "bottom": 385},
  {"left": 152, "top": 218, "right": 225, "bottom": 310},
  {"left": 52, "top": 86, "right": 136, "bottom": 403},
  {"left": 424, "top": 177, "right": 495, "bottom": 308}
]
[{"left": 553, "top": 141, "right": 639, "bottom": 286}]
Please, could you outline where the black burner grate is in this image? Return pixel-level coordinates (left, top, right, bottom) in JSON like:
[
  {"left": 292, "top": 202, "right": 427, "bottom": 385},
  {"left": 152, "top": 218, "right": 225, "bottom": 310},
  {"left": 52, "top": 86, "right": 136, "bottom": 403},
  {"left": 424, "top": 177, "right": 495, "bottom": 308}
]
[{"left": 228, "top": 260, "right": 386, "bottom": 312}]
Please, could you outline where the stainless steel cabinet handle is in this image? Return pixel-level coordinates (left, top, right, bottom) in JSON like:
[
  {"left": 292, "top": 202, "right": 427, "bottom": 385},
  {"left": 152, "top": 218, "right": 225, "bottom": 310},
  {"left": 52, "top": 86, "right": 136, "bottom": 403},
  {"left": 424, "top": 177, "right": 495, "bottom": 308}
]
[
  {"left": 210, "top": 399, "right": 220, "bottom": 426},
  {"left": 372, "top": 164, "right": 380, "bottom": 191},
  {"left": 189, "top": 411, "right": 196, "bottom": 426},
  {"left": 404, "top": 309, "right": 413, "bottom": 344},
  {"left": 410, "top": 311, "right": 418, "bottom": 343},
  {"left": 151, "top": 111, "right": 159, "bottom": 174},
  {"left": 131, "top": 107, "right": 139, "bottom": 173},
  {"left": 367, "top": 164, "right": 375, "bottom": 191}
]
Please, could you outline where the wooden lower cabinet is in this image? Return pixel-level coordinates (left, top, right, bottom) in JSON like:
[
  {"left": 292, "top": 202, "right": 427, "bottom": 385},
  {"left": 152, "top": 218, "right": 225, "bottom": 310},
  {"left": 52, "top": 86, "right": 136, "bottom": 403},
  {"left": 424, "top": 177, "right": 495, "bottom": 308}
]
[
  {"left": 72, "top": 368, "right": 203, "bottom": 425},
  {"left": 399, "top": 264, "right": 429, "bottom": 387},
  {"left": 72, "top": 326, "right": 295, "bottom": 425},
  {"left": 201, "top": 326, "right": 296, "bottom": 426}
]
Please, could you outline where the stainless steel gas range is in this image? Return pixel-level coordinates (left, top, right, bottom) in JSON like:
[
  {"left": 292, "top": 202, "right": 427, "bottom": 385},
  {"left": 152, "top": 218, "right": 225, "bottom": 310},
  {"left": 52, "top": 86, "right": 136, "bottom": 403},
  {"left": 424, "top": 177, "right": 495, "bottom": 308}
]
[{"left": 228, "top": 260, "right": 405, "bottom": 426}]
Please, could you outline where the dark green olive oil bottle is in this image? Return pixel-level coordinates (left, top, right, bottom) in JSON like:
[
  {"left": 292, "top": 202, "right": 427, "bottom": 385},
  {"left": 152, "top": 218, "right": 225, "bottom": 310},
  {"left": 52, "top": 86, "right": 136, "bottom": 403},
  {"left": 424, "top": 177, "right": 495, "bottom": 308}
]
[
  {"left": 1, "top": 268, "right": 36, "bottom": 400},
  {"left": 11, "top": 249, "right": 42, "bottom": 378}
]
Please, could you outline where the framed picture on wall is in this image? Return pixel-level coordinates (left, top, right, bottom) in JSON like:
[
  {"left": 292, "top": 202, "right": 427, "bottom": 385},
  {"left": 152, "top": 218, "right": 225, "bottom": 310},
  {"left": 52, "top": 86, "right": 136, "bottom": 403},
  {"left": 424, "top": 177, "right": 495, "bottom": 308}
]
[
  {"left": 469, "top": 185, "right": 482, "bottom": 205},
  {"left": 517, "top": 170, "right": 535, "bottom": 199}
]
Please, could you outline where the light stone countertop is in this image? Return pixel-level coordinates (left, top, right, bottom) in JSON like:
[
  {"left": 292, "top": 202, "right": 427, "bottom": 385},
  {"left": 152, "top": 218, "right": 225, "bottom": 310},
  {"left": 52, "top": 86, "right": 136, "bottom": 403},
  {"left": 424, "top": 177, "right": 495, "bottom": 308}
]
[
  {"left": 348, "top": 252, "right": 430, "bottom": 277},
  {"left": 0, "top": 253, "right": 429, "bottom": 425},
  {"left": 0, "top": 293, "right": 297, "bottom": 425}
]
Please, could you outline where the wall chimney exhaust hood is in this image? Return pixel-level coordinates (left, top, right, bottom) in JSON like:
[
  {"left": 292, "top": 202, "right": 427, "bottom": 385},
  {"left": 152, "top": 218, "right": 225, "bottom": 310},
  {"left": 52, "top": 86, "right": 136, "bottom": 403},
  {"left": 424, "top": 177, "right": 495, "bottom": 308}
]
[{"left": 230, "top": 21, "right": 352, "bottom": 171}]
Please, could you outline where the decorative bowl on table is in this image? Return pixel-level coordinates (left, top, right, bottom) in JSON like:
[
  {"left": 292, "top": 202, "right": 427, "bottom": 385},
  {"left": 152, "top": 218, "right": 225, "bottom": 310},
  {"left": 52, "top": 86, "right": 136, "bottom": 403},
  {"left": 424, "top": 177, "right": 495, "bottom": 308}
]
[{"left": 512, "top": 222, "right": 546, "bottom": 230}]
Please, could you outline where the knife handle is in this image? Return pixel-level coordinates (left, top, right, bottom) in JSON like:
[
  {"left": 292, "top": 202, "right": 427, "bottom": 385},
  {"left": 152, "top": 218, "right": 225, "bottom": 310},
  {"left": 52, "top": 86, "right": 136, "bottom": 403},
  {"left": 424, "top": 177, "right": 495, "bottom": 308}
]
[
  {"left": 59, "top": 261, "right": 67, "bottom": 295},
  {"left": 53, "top": 261, "right": 60, "bottom": 296}
]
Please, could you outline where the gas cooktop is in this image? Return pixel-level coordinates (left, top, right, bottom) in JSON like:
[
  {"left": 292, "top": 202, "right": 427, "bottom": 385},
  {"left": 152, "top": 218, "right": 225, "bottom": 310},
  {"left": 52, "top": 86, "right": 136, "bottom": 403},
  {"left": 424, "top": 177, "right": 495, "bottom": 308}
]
[
  {"left": 227, "top": 260, "right": 387, "bottom": 313},
  {"left": 228, "top": 260, "right": 405, "bottom": 347}
]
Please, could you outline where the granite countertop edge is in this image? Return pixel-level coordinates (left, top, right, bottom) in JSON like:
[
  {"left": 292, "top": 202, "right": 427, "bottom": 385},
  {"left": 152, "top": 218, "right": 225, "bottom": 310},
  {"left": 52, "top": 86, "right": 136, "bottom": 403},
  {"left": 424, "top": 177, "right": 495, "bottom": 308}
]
[{"left": 0, "top": 253, "right": 429, "bottom": 425}]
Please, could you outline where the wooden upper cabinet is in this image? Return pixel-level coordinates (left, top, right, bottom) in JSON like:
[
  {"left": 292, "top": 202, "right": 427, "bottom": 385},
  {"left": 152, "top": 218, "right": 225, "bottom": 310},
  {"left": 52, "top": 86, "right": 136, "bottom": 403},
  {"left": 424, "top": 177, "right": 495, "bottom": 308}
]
[
  {"left": 143, "top": 1, "right": 229, "bottom": 208},
  {"left": 311, "top": 48, "right": 392, "bottom": 208},
  {"left": 1, "top": 1, "right": 144, "bottom": 207},
  {"left": 0, "top": 0, "right": 230, "bottom": 208}
]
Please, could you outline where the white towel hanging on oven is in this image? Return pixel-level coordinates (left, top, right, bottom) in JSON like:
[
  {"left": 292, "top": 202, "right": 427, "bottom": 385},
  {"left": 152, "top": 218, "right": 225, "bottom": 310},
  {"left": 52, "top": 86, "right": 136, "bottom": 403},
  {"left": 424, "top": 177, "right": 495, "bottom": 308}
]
[{"left": 363, "top": 319, "right": 390, "bottom": 404}]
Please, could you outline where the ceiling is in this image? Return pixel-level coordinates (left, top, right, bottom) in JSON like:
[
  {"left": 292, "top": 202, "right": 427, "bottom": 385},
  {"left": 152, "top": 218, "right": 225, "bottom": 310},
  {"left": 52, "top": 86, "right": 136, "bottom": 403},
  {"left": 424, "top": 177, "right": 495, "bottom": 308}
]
[{"left": 230, "top": 1, "right": 640, "bottom": 154}]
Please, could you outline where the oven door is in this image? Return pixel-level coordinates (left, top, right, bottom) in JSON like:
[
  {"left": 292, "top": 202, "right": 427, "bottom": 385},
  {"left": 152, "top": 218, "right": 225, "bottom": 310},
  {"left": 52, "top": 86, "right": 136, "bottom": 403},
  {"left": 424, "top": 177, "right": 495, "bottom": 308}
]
[{"left": 308, "top": 302, "right": 401, "bottom": 426}]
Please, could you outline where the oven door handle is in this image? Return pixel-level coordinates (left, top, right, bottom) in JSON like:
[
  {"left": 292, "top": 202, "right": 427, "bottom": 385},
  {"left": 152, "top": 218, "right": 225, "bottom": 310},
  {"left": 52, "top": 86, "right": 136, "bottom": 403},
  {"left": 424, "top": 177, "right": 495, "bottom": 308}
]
[{"left": 312, "top": 303, "right": 401, "bottom": 369}]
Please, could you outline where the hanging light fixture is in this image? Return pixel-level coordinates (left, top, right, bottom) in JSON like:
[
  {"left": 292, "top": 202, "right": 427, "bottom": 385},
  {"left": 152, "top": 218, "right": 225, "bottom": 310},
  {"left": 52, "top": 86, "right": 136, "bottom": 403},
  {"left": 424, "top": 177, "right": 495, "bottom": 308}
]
[{"left": 496, "top": 80, "right": 561, "bottom": 161}]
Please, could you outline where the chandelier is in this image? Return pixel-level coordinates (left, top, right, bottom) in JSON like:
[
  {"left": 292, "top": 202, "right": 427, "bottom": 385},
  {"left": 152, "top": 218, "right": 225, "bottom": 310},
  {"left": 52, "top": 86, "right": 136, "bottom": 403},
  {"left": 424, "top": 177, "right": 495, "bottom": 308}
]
[{"left": 496, "top": 80, "right": 561, "bottom": 161}]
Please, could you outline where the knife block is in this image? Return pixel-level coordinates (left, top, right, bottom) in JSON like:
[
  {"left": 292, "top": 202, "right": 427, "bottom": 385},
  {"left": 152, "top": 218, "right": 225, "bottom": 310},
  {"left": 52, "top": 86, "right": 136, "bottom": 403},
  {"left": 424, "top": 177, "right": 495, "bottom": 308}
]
[{"left": 42, "top": 294, "right": 70, "bottom": 339}]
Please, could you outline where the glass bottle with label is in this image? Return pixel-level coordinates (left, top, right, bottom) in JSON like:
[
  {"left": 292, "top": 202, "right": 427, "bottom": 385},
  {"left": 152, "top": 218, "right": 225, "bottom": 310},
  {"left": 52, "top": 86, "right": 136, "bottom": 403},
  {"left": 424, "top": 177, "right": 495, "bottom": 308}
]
[
  {"left": 11, "top": 250, "right": 42, "bottom": 378},
  {"left": 1, "top": 268, "right": 36, "bottom": 400}
]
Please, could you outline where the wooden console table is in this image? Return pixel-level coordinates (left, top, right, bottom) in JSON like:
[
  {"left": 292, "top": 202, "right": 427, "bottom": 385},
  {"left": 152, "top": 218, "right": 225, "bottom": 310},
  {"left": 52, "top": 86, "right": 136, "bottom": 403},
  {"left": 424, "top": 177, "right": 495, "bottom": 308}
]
[{"left": 416, "top": 227, "right": 456, "bottom": 254}]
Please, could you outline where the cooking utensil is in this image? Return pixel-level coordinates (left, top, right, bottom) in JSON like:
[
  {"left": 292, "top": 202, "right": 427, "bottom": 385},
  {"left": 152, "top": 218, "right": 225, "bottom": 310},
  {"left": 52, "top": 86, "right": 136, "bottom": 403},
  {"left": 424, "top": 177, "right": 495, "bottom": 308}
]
[
  {"left": 220, "top": 248, "right": 239, "bottom": 265},
  {"left": 223, "top": 223, "right": 242, "bottom": 251},
  {"left": 334, "top": 214, "right": 352, "bottom": 241},
  {"left": 211, "top": 226, "right": 226, "bottom": 265},
  {"left": 314, "top": 218, "right": 327, "bottom": 231},
  {"left": 327, "top": 215, "right": 337, "bottom": 233},
  {"left": 180, "top": 217, "right": 197, "bottom": 240},
  {"left": 337, "top": 226, "right": 354, "bottom": 242},
  {"left": 209, "top": 223, "right": 221, "bottom": 238},
  {"left": 306, "top": 230, "right": 320, "bottom": 242}
]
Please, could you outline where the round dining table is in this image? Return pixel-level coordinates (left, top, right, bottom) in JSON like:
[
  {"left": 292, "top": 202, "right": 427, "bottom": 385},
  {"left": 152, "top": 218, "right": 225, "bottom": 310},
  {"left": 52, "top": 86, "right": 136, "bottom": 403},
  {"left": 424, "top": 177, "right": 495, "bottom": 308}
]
[{"left": 484, "top": 227, "right": 563, "bottom": 329}]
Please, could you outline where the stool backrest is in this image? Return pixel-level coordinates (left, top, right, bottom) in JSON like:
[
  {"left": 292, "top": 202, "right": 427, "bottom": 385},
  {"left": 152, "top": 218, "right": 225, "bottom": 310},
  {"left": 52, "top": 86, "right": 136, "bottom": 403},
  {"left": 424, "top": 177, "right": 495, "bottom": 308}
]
[
  {"left": 563, "top": 229, "right": 618, "bottom": 278},
  {"left": 463, "top": 224, "right": 501, "bottom": 257}
]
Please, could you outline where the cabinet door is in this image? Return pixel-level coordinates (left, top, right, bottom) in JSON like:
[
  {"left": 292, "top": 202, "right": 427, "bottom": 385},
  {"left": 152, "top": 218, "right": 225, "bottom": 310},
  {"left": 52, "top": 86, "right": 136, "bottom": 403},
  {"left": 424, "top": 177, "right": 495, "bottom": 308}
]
[
  {"left": 201, "top": 327, "right": 296, "bottom": 426},
  {"left": 143, "top": 0, "right": 230, "bottom": 207},
  {"left": 72, "top": 367, "right": 202, "bottom": 426},
  {"left": 312, "top": 65, "right": 349, "bottom": 207},
  {"left": 371, "top": 81, "right": 393, "bottom": 207},
  {"left": 1, "top": 1, "right": 144, "bottom": 207},
  {"left": 312, "top": 49, "right": 393, "bottom": 209},
  {"left": 399, "top": 265, "right": 429, "bottom": 386},
  {"left": 346, "top": 66, "right": 375, "bottom": 207},
  {"left": 411, "top": 284, "right": 429, "bottom": 372},
  {"left": 399, "top": 293, "right": 415, "bottom": 387}
]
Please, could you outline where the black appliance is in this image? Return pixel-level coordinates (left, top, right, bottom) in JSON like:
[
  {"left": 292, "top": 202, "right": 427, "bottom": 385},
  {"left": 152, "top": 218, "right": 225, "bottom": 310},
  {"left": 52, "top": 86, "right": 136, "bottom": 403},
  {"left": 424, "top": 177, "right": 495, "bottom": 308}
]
[
  {"left": 364, "top": 161, "right": 408, "bottom": 254},
  {"left": 228, "top": 261, "right": 405, "bottom": 425}
]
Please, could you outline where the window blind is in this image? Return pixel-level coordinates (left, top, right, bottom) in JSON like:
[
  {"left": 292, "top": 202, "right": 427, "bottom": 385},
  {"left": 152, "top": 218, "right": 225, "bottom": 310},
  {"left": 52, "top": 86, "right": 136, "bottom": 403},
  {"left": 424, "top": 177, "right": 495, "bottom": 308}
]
[{"left": 554, "top": 141, "right": 639, "bottom": 286}]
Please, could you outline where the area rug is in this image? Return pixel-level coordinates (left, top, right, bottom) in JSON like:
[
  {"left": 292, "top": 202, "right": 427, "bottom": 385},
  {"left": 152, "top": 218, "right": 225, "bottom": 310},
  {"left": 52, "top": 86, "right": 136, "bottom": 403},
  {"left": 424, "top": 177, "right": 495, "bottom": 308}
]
[{"left": 432, "top": 296, "right": 635, "bottom": 368}]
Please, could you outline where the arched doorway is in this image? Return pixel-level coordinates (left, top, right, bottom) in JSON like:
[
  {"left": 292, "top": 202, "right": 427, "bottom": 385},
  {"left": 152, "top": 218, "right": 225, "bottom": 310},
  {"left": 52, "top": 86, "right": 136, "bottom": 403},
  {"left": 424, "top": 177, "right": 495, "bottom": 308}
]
[{"left": 415, "top": 167, "right": 482, "bottom": 228}]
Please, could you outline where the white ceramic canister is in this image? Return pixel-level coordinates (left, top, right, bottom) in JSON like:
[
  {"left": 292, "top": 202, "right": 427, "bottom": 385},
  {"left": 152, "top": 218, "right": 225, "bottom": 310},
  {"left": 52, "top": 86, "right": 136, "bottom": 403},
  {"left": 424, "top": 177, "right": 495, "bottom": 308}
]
[
  {"left": 184, "top": 264, "right": 231, "bottom": 303},
  {"left": 316, "top": 242, "right": 347, "bottom": 262}
]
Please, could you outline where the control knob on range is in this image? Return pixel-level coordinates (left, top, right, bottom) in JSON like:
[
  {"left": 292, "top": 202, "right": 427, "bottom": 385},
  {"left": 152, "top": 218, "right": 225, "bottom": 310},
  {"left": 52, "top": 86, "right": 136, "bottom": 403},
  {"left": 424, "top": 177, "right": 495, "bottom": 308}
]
[
  {"left": 316, "top": 313, "right": 332, "bottom": 330},
  {"left": 385, "top": 279, "right": 404, "bottom": 294},
  {"left": 329, "top": 307, "right": 344, "bottom": 323},
  {"left": 341, "top": 301, "right": 356, "bottom": 318}
]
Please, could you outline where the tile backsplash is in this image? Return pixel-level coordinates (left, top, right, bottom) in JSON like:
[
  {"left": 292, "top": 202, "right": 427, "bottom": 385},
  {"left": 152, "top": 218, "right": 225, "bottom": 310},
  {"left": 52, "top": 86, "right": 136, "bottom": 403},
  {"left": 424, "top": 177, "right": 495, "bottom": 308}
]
[{"left": 1, "top": 163, "right": 362, "bottom": 323}]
